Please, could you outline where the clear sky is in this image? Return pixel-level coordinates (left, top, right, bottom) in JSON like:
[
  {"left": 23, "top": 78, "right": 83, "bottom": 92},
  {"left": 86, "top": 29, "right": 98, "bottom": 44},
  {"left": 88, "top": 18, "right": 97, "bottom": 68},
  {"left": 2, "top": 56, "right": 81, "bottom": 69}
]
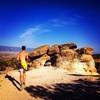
[{"left": 0, "top": 0, "right": 100, "bottom": 53}]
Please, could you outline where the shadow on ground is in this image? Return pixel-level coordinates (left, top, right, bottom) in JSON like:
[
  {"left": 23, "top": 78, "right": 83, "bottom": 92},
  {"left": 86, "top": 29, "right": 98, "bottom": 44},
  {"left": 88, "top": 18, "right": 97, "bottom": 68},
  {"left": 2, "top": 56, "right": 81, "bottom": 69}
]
[
  {"left": 5, "top": 74, "right": 21, "bottom": 91},
  {"left": 25, "top": 77, "right": 100, "bottom": 100}
]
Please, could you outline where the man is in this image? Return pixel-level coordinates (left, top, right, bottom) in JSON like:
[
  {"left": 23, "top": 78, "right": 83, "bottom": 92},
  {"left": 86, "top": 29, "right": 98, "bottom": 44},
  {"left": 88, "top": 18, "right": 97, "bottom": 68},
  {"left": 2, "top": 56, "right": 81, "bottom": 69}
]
[{"left": 17, "top": 46, "right": 29, "bottom": 89}]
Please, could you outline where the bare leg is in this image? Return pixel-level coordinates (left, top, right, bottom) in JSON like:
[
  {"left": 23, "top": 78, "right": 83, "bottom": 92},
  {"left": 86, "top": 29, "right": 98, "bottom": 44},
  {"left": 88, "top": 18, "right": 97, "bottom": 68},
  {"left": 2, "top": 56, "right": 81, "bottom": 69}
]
[
  {"left": 23, "top": 71, "right": 26, "bottom": 85},
  {"left": 20, "top": 70, "right": 26, "bottom": 90},
  {"left": 20, "top": 71, "right": 24, "bottom": 85}
]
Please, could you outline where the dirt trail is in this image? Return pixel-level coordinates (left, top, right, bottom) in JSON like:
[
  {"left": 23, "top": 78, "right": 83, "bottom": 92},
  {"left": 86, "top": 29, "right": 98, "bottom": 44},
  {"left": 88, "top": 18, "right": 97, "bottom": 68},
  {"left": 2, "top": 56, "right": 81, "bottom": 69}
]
[{"left": 0, "top": 66, "right": 100, "bottom": 100}]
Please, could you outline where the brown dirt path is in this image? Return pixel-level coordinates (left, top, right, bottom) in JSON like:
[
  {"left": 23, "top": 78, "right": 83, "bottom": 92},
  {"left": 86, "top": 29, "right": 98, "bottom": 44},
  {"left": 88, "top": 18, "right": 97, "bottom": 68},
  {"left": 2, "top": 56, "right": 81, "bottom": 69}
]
[{"left": 0, "top": 67, "right": 100, "bottom": 100}]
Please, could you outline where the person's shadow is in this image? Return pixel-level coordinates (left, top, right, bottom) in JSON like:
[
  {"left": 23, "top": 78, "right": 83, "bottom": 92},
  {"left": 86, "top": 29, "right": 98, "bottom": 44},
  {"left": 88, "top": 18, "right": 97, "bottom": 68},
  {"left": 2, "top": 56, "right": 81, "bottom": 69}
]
[{"left": 5, "top": 74, "right": 21, "bottom": 91}]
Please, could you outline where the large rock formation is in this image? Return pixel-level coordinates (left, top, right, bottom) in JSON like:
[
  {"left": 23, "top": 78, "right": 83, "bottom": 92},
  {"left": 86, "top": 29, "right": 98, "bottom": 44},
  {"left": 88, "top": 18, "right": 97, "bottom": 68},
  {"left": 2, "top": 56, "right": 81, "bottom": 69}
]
[{"left": 29, "top": 43, "right": 99, "bottom": 75}]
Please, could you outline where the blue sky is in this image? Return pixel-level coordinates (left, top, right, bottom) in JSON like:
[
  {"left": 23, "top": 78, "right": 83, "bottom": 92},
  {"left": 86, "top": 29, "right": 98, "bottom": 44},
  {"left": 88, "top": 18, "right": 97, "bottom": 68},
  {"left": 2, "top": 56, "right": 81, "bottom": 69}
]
[{"left": 0, "top": 0, "right": 100, "bottom": 53}]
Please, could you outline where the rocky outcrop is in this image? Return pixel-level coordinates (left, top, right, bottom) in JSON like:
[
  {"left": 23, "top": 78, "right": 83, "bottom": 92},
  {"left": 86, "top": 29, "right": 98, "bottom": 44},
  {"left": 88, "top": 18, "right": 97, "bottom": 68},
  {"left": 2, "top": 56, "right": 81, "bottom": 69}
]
[
  {"left": 72, "top": 47, "right": 98, "bottom": 74},
  {"left": 48, "top": 45, "right": 60, "bottom": 55},
  {"left": 31, "top": 54, "right": 50, "bottom": 68},
  {"left": 29, "top": 45, "right": 49, "bottom": 57},
  {"left": 60, "top": 42, "right": 77, "bottom": 49},
  {"left": 29, "top": 43, "right": 99, "bottom": 75}
]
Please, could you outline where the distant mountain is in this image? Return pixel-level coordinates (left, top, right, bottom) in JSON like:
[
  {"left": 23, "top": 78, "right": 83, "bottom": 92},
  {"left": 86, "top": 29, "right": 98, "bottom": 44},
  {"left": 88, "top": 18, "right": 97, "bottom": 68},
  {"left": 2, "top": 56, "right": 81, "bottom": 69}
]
[{"left": 0, "top": 46, "right": 33, "bottom": 52}]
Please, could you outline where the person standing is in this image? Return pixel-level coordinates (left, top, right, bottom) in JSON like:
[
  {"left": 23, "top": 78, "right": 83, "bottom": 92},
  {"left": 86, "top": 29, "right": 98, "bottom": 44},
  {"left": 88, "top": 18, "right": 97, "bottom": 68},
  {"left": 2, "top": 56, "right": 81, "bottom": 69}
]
[{"left": 17, "top": 46, "right": 29, "bottom": 89}]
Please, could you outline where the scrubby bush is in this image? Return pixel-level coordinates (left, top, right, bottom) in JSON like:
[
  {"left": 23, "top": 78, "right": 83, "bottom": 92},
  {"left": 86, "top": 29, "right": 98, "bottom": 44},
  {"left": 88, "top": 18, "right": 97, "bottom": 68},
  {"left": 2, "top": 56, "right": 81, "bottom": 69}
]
[
  {"left": 0, "top": 59, "right": 7, "bottom": 71},
  {"left": 0, "top": 58, "right": 18, "bottom": 71}
]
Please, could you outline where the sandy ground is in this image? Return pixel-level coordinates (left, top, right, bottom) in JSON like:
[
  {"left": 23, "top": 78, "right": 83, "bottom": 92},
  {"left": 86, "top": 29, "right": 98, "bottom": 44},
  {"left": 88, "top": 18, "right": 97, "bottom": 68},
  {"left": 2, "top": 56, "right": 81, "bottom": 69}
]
[{"left": 0, "top": 66, "right": 100, "bottom": 100}]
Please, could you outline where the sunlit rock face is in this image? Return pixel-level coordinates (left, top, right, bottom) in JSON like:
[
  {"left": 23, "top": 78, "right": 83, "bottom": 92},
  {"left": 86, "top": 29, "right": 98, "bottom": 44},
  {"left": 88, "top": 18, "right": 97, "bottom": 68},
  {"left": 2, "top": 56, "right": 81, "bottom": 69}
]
[
  {"left": 29, "top": 45, "right": 49, "bottom": 57},
  {"left": 48, "top": 44, "right": 60, "bottom": 55},
  {"left": 55, "top": 46, "right": 99, "bottom": 75},
  {"left": 56, "top": 43, "right": 77, "bottom": 71},
  {"left": 31, "top": 54, "right": 50, "bottom": 68},
  {"left": 29, "top": 43, "right": 99, "bottom": 75},
  {"left": 79, "top": 48, "right": 98, "bottom": 75},
  {"left": 71, "top": 59, "right": 95, "bottom": 75},
  {"left": 56, "top": 49, "right": 75, "bottom": 71}
]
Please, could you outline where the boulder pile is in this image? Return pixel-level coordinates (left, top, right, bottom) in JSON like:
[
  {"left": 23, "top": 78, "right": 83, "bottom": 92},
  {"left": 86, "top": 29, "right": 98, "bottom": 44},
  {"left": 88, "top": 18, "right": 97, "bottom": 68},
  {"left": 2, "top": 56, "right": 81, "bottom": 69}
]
[{"left": 29, "top": 43, "right": 98, "bottom": 75}]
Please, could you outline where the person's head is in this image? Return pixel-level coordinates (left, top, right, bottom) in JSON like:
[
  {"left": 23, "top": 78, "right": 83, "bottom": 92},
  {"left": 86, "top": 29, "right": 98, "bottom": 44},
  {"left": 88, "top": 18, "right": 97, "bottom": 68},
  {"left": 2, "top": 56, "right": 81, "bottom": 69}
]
[{"left": 22, "top": 45, "right": 26, "bottom": 51}]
